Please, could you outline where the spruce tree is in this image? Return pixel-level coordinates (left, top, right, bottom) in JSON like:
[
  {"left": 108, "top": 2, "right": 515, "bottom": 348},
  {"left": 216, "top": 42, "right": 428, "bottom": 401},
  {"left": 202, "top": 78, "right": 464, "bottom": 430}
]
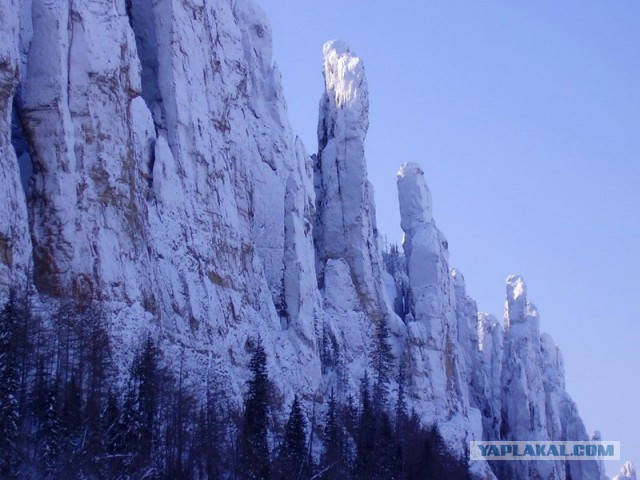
[
  {"left": 133, "top": 335, "right": 160, "bottom": 473},
  {"left": 239, "top": 336, "right": 271, "bottom": 479},
  {"left": 276, "top": 395, "right": 310, "bottom": 479},
  {"left": 195, "top": 379, "right": 225, "bottom": 480},
  {"left": 321, "top": 390, "right": 347, "bottom": 480},
  {"left": 40, "top": 380, "right": 61, "bottom": 479},
  {"left": 395, "top": 356, "right": 408, "bottom": 432},
  {"left": 84, "top": 307, "right": 112, "bottom": 470},
  {"left": 101, "top": 391, "right": 122, "bottom": 477},
  {"left": 372, "top": 317, "right": 393, "bottom": 412},
  {"left": 0, "top": 295, "right": 21, "bottom": 478},
  {"left": 395, "top": 357, "right": 409, "bottom": 476},
  {"left": 354, "top": 372, "right": 376, "bottom": 480}
]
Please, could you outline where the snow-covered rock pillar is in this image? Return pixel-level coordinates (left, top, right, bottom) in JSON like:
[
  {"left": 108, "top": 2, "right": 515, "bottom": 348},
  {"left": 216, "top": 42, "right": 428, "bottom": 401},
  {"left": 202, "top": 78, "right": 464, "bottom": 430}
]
[
  {"left": 0, "top": 0, "right": 31, "bottom": 296},
  {"left": 314, "top": 40, "right": 390, "bottom": 320},
  {"left": 397, "top": 162, "right": 452, "bottom": 349}
]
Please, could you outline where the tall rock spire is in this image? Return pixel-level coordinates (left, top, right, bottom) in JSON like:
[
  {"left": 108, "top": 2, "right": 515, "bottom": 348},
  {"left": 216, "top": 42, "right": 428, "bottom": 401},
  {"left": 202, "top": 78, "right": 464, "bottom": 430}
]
[
  {"left": 397, "top": 162, "right": 452, "bottom": 349},
  {"left": 314, "top": 40, "right": 389, "bottom": 320}
]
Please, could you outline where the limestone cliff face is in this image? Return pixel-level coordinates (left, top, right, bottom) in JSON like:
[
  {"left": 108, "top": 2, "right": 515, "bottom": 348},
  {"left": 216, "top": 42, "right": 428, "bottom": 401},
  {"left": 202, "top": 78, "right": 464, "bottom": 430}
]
[
  {"left": 8, "top": 0, "right": 323, "bottom": 401},
  {"left": 0, "top": 0, "right": 30, "bottom": 292},
  {"left": 0, "top": 2, "right": 606, "bottom": 478}
]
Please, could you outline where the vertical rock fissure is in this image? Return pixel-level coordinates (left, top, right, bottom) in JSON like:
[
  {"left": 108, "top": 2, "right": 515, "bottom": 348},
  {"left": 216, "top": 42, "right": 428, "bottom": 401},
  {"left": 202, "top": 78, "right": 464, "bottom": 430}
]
[
  {"left": 10, "top": 92, "right": 33, "bottom": 200},
  {"left": 128, "top": 0, "right": 164, "bottom": 133}
]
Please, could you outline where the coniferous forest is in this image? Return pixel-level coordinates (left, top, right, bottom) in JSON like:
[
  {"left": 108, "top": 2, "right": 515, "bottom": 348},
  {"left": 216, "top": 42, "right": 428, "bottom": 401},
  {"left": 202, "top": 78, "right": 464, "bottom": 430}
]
[{"left": 0, "top": 289, "right": 471, "bottom": 480}]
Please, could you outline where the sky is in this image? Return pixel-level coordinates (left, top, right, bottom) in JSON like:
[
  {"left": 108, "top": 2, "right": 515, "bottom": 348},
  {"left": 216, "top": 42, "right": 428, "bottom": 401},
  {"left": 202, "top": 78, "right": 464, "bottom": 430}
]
[{"left": 259, "top": 1, "right": 640, "bottom": 475}]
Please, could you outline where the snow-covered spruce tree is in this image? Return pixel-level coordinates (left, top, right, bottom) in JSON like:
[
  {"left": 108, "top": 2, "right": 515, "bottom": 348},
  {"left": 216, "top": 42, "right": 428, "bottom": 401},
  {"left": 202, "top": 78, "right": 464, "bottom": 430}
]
[
  {"left": 370, "top": 317, "right": 401, "bottom": 478},
  {"left": 239, "top": 336, "right": 271, "bottom": 480},
  {"left": 83, "top": 307, "right": 112, "bottom": 470},
  {"left": 132, "top": 335, "right": 161, "bottom": 474},
  {"left": 395, "top": 357, "right": 409, "bottom": 474},
  {"left": 0, "top": 293, "right": 20, "bottom": 478},
  {"left": 101, "top": 391, "right": 123, "bottom": 478},
  {"left": 106, "top": 336, "right": 161, "bottom": 477},
  {"left": 320, "top": 390, "right": 348, "bottom": 480},
  {"left": 274, "top": 395, "right": 310, "bottom": 479},
  {"left": 395, "top": 356, "right": 408, "bottom": 433},
  {"left": 354, "top": 372, "right": 376, "bottom": 479},
  {"left": 195, "top": 384, "right": 224, "bottom": 480},
  {"left": 372, "top": 317, "right": 393, "bottom": 412},
  {"left": 164, "top": 358, "right": 198, "bottom": 478},
  {"left": 40, "top": 380, "right": 61, "bottom": 479}
]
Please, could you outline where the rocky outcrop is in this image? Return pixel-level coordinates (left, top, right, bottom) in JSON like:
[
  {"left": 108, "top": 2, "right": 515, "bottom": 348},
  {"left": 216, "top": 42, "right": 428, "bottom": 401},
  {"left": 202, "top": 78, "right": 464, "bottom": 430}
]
[
  {"left": 396, "top": 162, "right": 483, "bottom": 457},
  {"left": 6, "top": 0, "right": 325, "bottom": 402},
  {"left": 0, "top": 0, "right": 30, "bottom": 294},
  {"left": 500, "top": 275, "right": 558, "bottom": 478},
  {"left": 392, "top": 164, "right": 606, "bottom": 479},
  {"left": 22, "top": 0, "right": 152, "bottom": 301},
  {"left": 541, "top": 332, "right": 606, "bottom": 480},
  {"left": 495, "top": 275, "right": 605, "bottom": 480}
]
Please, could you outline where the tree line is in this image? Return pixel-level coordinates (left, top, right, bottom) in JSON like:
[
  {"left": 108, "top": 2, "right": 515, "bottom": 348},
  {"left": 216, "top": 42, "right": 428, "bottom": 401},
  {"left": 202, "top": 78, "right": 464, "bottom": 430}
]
[{"left": 0, "top": 291, "right": 470, "bottom": 479}]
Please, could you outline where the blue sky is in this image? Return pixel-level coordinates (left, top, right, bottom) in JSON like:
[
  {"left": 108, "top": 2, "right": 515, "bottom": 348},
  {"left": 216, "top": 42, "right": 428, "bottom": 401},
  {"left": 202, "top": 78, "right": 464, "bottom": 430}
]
[{"left": 259, "top": 1, "right": 640, "bottom": 475}]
